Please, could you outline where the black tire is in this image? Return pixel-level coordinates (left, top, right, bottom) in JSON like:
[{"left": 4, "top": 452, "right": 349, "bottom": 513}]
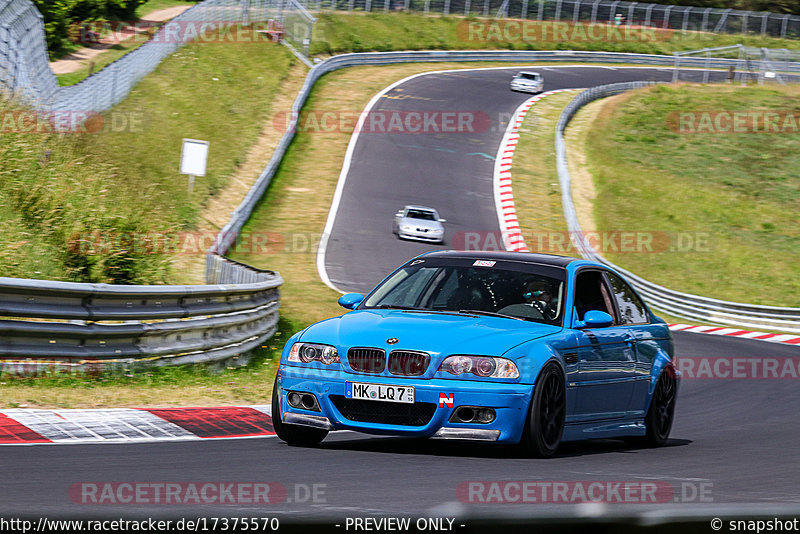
[
  {"left": 521, "top": 363, "right": 566, "bottom": 458},
  {"left": 642, "top": 370, "right": 676, "bottom": 447},
  {"left": 271, "top": 377, "right": 328, "bottom": 447}
]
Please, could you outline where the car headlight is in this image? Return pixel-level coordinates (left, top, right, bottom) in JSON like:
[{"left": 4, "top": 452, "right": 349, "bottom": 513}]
[
  {"left": 431, "top": 228, "right": 443, "bottom": 234},
  {"left": 439, "top": 355, "right": 519, "bottom": 379},
  {"left": 288, "top": 343, "right": 340, "bottom": 365},
  {"left": 401, "top": 225, "right": 415, "bottom": 232}
]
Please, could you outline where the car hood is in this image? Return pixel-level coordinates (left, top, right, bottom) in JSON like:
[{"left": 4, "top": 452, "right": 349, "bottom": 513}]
[
  {"left": 399, "top": 217, "right": 442, "bottom": 230},
  {"left": 299, "top": 309, "right": 561, "bottom": 359}
]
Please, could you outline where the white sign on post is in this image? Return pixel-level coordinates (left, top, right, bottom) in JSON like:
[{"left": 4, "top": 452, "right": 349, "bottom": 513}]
[{"left": 180, "top": 138, "right": 209, "bottom": 193}]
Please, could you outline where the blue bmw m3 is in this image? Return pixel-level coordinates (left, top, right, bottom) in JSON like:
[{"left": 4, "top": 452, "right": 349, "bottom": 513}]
[{"left": 272, "top": 251, "right": 679, "bottom": 457}]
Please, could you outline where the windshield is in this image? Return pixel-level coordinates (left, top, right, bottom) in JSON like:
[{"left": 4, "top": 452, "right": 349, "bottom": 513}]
[
  {"left": 520, "top": 73, "right": 540, "bottom": 81},
  {"left": 406, "top": 209, "right": 437, "bottom": 221},
  {"left": 362, "top": 259, "right": 566, "bottom": 326}
]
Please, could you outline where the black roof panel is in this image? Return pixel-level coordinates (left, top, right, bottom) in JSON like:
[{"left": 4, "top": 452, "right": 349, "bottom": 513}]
[{"left": 419, "top": 250, "right": 578, "bottom": 267}]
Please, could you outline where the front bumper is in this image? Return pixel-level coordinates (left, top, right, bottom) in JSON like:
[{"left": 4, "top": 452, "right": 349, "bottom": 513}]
[
  {"left": 510, "top": 83, "right": 542, "bottom": 93},
  {"left": 397, "top": 229, "right": 444, "bottom": 243},
  {"left": 277, "top": 366, "right": 533, "bottom": 443}
]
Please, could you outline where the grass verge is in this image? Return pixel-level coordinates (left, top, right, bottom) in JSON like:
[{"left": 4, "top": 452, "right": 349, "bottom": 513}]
[
  {"left": 1, "top": 38, "right": 295, "bottom": 283},
  {"left": 579, "top": 83, "right": 799, "bottom": 306}
]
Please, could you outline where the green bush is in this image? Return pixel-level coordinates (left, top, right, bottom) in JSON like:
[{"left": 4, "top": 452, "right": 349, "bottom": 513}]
[{"left": 34, "top": 0, "right": 147, "bottom": 55}]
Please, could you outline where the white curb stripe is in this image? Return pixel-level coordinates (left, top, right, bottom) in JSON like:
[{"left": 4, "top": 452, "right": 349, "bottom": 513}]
[
  {"left": 0, "top": 408, "right": 198, "bottom": 443},
  {"left": 667, "top": 324, "right": 800, "bottom": 346},
  {"left": 493, "top": 89, "right": 576, "bottom": 253}
]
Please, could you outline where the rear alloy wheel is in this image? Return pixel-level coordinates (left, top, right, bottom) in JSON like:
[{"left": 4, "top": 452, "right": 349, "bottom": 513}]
[
  {"left": 643, "top": 370, "right": 676, "bottom": 446},
  {"left": 271, "top": 377, "right": 328, "bottom": 447},
  {"left": 521, "top": 363, "right": 566, "bottom": 458}
]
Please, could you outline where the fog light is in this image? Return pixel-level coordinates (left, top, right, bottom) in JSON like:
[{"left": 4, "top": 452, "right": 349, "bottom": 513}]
[
  {"left": 287, "top": 391, "right": 321, "bottom": 412},
  {"left": 449, "top": 406, "right": 495, "bottom": 424}
]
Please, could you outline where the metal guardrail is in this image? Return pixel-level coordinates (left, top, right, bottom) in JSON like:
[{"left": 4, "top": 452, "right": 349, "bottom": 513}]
[
  {"left": 0, "top": 256, "right": 282, "bottom": 369},
  {"left": 554, "top": 82, "right": 800, "bottom": 333}
]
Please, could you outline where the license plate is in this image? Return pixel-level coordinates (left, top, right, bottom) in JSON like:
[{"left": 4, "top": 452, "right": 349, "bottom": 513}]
[{"left": 345, "top": 382, "right": 415, "bottom": 404}]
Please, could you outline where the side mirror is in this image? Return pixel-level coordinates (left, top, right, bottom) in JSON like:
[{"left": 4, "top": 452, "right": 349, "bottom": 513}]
[
  {"left": 577, "top": 310, "right": 614, "bottom": 329},
  {"left": 438, "top": 218, "right": 447, "bottom": 223},
  {"left": 338, "top": 293, "right": 364, "bottom": 310}
]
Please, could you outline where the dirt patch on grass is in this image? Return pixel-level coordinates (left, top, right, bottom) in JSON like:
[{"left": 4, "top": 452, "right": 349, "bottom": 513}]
[
  {"left": 564, "top": 94, "right": 629, "bottom": 235},
  {"left": 50, "top": 5, "right": 192, "bottom": 75}
]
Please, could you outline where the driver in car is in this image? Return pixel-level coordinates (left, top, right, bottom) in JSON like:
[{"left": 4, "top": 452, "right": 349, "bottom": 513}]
[{"left": 498, "top": 280, "right": 558, "bottom": 321}]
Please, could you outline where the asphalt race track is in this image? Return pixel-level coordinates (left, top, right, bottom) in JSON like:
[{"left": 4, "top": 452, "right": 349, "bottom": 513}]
[
  {"left": 321, "top": 66, "right": 727, "bottom": 294},
  {"left": 1, "top": 65, "right": 798, "bottom": 520},
  {"left": 1, "top": 332, "right": 798, "bottom": 517}
]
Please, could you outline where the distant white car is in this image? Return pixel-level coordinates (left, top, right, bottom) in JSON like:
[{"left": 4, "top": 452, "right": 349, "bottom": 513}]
[
  {"left": 393, "top": 205, "right": 446, "bottom": 244},
  {"left": 510, "top": 71, "right": 543, "bottom": 93}
]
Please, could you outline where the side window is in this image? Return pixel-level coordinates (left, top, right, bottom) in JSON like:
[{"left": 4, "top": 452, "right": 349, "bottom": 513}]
[
  {"left": 573, "top": 270, "right": 615, "bottom": 321},
  {"left": 605, "top": 272, "right": 649, "bottom": 324}
]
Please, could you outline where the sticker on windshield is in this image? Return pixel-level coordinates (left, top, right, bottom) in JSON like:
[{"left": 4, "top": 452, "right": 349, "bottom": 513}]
[{"left": 473, "top": 260, "right": 496, "bottom": 267}]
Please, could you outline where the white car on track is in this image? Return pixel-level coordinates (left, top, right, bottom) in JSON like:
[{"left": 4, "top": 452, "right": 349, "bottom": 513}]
[
  {"left": 393, "top": 205, "right": 446, "bottom": 244},
  {"left": 510, "top": 71, "right": 544, "bottom": 93}
]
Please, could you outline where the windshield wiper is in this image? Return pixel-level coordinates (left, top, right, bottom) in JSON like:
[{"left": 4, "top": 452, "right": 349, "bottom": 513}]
[{"left": 457, "top": 309, "right": 527, "bottom": 321}]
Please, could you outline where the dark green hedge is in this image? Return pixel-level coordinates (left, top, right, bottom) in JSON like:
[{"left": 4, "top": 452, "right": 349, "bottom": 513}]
[{"left": 35, "top": 0, "right": 148, "bottom": 54}]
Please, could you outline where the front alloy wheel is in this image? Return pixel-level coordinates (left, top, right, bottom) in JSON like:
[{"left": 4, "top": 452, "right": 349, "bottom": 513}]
[
  {"left": 521, "top": 363, "right": 565, "bottom": 458},
  {"left": 643, "top": 370, "right": 676, "bottom": 446}
]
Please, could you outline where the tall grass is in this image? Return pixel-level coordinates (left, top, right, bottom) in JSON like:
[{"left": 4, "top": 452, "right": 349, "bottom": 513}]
[
  {"left": 582, "top": 84, "right": 800, "bottom": 306},
  {"left": 1, "top": 39, "right": 294, "bottom": 283}
]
